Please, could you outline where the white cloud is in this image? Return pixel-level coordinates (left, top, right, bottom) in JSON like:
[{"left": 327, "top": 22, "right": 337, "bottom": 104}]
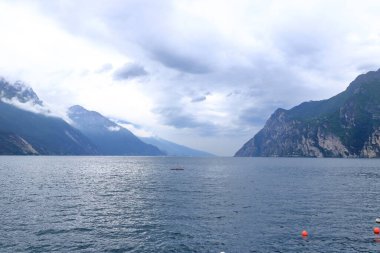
[
  {"left": 107, "top": 126, "right": 121, "bottom": 132},
  {"left": 1, "top": 96, "right": 48, "bottom": 115},
  {"left": 115, "top": 122, "right": 153, "bottom": 138}
]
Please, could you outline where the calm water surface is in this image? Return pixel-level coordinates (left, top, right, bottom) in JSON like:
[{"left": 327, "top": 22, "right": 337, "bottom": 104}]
[{"left": 0, "top": 157, "right": 380, "bottom": 252}]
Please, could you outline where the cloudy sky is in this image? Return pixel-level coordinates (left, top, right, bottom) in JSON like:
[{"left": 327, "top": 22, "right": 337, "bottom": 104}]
[{"left": 1, "top": 0, "right": 380, "bottom": 155}]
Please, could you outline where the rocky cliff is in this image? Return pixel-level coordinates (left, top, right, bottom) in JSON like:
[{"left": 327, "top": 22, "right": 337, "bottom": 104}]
[{"left": 235, "top": 69, "right": 380, "bottom": 158}]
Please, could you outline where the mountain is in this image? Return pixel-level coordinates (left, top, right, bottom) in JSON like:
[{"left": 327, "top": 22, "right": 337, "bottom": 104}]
[
  {"left": 0, "top": 78, "right": 98, "bottom": 155},
  {"left": 235, "top": 69, "right": 380, "bottom": 158},
  {"left": 67, "top": 105, "right": 164, "bottom": 156},
  {"left": 0, "top": 78, "right": 43, "bottom": 105},
  {"left": 141, "top": 136, "right": 215, "bottom": 157}
]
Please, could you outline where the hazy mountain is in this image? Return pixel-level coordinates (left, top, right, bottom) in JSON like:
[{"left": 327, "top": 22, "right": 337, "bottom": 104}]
[
  {"left": 0, "top": 78, "right": 98, "bottom": 155},
  {"left": 235, "top": 69, "right": 380, "bottom": 158},
  {"left": 67, "top": 105, "right": 164, "bottom": 156},
  {"left": 0, "top": 78, "right": 43, "bottom": 105},
  {"left": 141, "top": 136, "right": 215, "bottom": 157}
]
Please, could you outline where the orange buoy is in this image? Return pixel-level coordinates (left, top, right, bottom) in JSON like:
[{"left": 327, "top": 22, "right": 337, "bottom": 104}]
[
  {"left": 374, "top": 227, "right": 380, "bottom": 234},
  {"left": 301, "top": 230, "right": 308, "bottom": 237}
]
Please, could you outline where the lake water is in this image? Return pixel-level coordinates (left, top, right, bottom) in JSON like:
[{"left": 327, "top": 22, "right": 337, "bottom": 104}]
[{"left": 0, "top": 157, "right": 379, "bottom": 252}]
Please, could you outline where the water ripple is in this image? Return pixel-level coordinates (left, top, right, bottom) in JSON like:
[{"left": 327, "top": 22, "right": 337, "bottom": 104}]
[{"left": 0, "top": 157, "right": 379, "bottom": 252}]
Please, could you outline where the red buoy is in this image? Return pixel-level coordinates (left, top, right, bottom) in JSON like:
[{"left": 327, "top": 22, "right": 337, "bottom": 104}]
[
  {"left": 374, "top": 227, "right": 380, "bottom": 234},
  {"left": 301, "top": 230, "right": 308, "bottom": 237}
]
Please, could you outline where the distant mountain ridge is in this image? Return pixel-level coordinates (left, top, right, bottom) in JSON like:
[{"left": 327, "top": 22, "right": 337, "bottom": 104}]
[
  {"left": 67, "top": 105, "right": 164, "bottom": 156},
  {"left": 141, "top": 136, "right": 215, "bottom": 157},
  {"left": 235, "top": 68, "right": 380, "bottom": 158}
]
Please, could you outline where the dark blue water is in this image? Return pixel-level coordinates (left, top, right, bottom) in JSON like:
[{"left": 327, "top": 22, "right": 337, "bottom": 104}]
[{"left": 0, "top": 157, "right": 380, "bottom": 252}]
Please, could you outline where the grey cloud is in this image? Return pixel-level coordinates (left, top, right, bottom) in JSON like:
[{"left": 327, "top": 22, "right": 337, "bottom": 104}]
[
  {"left": 154, "top": 106, "right": 218, "bottom": 135},
  {"left": 238, "top": 106, "right": 275, "bottom": 126},
  {"left": 37, "top": 0, "right": 216, "bottom": 75},
  {"left": 277, "top": 30, "right": 325, "bottom": 58},
  {"left": 154, "top": 107, "right": 202, "bottom": 129},
  {"left": 113, "top": 63, "right": 148, "bottom": 80},
  {"left": 227, "top": 90, "right": 242, "bottom": 97},
  {"left": 191, "top": 96, "right": 206, "bottom": 103},
  {"left": 357, "top": 64, "right": 380, "bottom": 73},
  {"left": 96, "top": 63, "right": 113, "bottom": 73},
  {"left": 151, "top": 48, "right": 212, "bottom": 74}
]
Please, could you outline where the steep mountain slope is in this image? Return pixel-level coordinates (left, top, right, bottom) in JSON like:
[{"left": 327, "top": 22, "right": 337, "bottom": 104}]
[
  {"left": 0, "top": 132, "right": 38, "bottom": 155},
  {"left": 141, "top": 136, "right": 215, "bottom": 157},
  {"left": 67, "top": 105, "right": 165, "bottom": 156},
  {"left": 0, "top": 79, "right": 98, "bottom": 155},
  {"left": 235, "top": 69, "right": 380, "bottom": 158}
]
